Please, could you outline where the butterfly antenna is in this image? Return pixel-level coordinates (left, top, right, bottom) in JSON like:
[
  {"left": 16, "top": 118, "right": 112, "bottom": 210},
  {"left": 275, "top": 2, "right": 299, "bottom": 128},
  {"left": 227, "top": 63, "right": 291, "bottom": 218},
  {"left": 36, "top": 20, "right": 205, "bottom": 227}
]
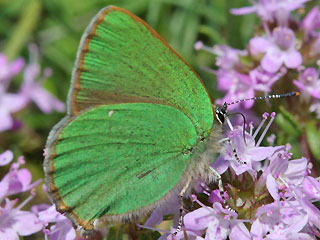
[{"left": 225, "top": 91, "right": 300, "bottom": 107}]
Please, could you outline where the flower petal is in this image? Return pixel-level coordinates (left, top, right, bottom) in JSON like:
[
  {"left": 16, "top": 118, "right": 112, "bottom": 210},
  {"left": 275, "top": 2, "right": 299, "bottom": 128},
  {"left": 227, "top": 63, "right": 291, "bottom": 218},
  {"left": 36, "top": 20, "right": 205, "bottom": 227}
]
[
  {"left": 205, "top": 218, "right": 229, "bottom": 240},
  {"left": 230, "top": 6, "right": 258, "bottom": 15},
  {"left": 184, "top": 207, "right": 215, "bottom": 231},
  {"left": 12, "top": 210, "right": 43, "bottom": 236},
  {"left": 2, "top": 93, "right": 27, "bottom": 113},
  {"left": 38, "top": 205, "right": 65, "bottom": 223},
  {"left": 0, "top": 228, "right": 19, "bottom": 240},
  {"left": 17, "top": 168, "right": 32, "bottom": 191},
  {"left": 283, "top": 50, "right": 302, "bottom": 69},
  {"left": 49, "top": 220, "right": 76, "bottom": 240},
  {"left": 213, "top": 156, "right": 229, "bottom": 175},
  {"left": 284, "top": 158, "right": 308, "bottom": 185},
  {"left": 0, "top": 150, "right": 13, "bottom": 166},
  {"left": 249, "top": 37, "right": 272, "bottom": 55},
  {"left": 0, "top": 180, "right": 9, "bottom": 199},
  {"left": 298, "top": 196, "right": 320, "bottom": 229},
  {"left": 9, "top": 58, "right": 24, "bottom": 77},
  {"left": 266, "top": 174, "right": 280, "bottom": 201},
  {"left": 247, "top": 146, "right": 275, "bottom": 161},
  {"left": 261, "top": 48, "right": 283, "bottom": 73},
  {"left": 29, "top": 85, "right": 65, "bottom": 113},
  {"left": 302, "top": 176, "right": 320, "bottom": 199},
  {"left": 229, "top": 222, "right": 251, "bottom": 240},
  {"left": 250, "top": 219, "right": 266, "bottom": 239},
  {"left": 293, "top": 80, "right": 306, "bottom": 91}
]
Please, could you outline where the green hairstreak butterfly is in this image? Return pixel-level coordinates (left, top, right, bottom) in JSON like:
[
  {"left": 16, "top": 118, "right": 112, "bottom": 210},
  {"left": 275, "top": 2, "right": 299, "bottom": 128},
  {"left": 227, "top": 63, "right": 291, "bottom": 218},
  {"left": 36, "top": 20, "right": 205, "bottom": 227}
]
[{"left": 44, "top": 5, "right": 221, "bottom": 231}]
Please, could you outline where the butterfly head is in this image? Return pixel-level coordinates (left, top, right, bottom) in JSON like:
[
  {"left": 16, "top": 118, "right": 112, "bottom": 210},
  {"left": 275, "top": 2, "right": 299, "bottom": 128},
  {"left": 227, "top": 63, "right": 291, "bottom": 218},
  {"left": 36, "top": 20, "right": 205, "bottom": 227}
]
[{"left": 215, "top": 103, "right": 228, "bottom": 125}]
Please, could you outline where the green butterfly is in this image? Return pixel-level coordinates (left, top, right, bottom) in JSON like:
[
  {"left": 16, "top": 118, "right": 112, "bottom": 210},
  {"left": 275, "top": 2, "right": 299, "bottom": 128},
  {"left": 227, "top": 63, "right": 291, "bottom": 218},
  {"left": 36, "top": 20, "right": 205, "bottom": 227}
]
[{"left": 44, "top": 5, "right": 221, "bottom": 231}]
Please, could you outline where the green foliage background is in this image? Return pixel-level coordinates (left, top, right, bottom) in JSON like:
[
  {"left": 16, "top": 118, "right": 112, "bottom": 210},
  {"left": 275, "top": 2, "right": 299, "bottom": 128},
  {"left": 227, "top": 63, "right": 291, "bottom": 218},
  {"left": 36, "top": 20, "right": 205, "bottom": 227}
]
[{"left": 0, "top": 0, "right": 320, "bottom": 239}]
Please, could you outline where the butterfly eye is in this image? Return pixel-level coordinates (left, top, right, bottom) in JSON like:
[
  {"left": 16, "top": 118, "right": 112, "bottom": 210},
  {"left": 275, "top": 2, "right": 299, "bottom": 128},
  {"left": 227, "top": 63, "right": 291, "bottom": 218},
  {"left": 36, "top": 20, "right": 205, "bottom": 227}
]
[
  {"left": 215, "top": 104, "right": 227, "bottom": 125},
  {"left": 216, "top": 111, "right": 225, "bottom": 124}
]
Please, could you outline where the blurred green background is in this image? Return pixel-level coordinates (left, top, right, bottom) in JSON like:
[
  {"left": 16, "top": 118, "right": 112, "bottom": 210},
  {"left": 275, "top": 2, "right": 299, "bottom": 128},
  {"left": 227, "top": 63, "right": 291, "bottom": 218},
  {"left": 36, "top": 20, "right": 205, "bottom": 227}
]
[{"left": 1, "top": 0, "right": 320, "bottom": 236}]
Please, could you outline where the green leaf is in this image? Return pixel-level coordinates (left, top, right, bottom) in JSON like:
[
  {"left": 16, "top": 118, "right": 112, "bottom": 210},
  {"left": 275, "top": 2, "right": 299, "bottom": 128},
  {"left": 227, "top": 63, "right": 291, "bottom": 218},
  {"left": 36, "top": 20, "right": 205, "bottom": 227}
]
[
  {"left": 226, "top": 0, "right": 244, "bottom": 48},
  {"left": 199, "top": 25, "right": 225, "bottom": 44},
  {"left": 3, "top": 0, "right": 41, "bottom": 60},
  {"left": 275, "top": 106, "right": 302, "bottom": 138},
  {"left": 306, "top": 121, "right": 320, "bottom": 161}
]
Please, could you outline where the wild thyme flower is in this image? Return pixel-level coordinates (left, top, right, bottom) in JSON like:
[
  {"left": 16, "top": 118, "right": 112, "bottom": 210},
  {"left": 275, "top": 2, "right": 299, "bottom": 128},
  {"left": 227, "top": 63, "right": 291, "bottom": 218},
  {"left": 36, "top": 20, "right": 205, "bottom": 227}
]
[
  {"left": 301, "top": 6, "right": 320, "bottom": 39},
  {"left": 163, "top": 112, "right": 320, "bottom": 239},
  {"left": 250, "top": 27, "right": 302, "bottom": 73},
  {"left": 0, "top": 151, "right": 41, "bottom": 201},
  {"left": 0, "top": 150, "right": 13, "bottom": 166},
  {"left": 0, "top": 45, "right": 65, "bottom": 132},
  {"left": 293, "top": 67, "right": 320, "bottom": 100},
  {"left": 37, "top": 204, "right": 77, "bottom": 240},
  {"left": 0, "top": 151, "right": 43, "bottom": 239},
  {"left": 21, "top": 44, "right": 65, "bottom": 113},
  {"left": 0, "top": 198, "right": 43, "bottom": 239},
  {"left": 195, "top": 0, "right": 320, "bottom": 120},
  {"left": 230, "top": 0, "right": 310, "bottom": 24},
  {"left": 194, "top": 43, "right": 247, "bottom": 71},
  {"left": 0, "top": 54, "right": 24, "bottom": 83},
  {"left": 0, "top": 55, "right": 27, "bottom": 132},
  {"left": 214, "top": 112, "right": 276, "bottom": 176}
]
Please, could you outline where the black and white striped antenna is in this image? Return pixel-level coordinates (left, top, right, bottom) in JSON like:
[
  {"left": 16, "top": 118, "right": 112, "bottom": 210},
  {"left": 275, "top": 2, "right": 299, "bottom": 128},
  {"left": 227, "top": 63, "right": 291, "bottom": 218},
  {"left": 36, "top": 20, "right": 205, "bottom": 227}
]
[{"left": 215, "top": 91, "right": 299, "bottom": 125}]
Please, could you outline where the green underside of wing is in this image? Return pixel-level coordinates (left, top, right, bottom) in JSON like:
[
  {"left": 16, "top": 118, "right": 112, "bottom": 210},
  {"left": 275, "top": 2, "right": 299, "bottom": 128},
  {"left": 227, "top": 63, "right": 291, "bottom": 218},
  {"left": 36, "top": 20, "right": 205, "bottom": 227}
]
[
  {"left": 52, "top": 103, "right": 199, "bottom": 223},
  {"left": 73, "top": 8, "right": 213, "bottom": 137}
]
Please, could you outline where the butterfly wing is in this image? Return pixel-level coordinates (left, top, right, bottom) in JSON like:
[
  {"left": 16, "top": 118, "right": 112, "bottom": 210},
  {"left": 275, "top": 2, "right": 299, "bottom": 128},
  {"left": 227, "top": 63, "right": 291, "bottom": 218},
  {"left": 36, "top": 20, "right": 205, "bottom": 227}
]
[
  {"left": 44, "top": 6, "right": 215, "bottom": 231},
  {"left": 68, "top": 6, "right": 213, "bottom": 137},
  {"left": 46, "top": 103, "right": 211, "bottom": 230}
]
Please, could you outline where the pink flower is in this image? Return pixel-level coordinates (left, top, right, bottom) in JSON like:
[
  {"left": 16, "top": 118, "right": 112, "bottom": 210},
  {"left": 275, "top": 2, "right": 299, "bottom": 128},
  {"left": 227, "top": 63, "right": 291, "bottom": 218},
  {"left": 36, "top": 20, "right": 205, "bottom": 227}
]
[
  {"left": 301, "top": 6, "right": 320, "bottom": 39},
  {"left": 0, "top": 155, "right": 41, "bottom": 200},
  {"left": 216, "top": 70, "right": 255, "bottom": 110},
  {"left": 214, "top": 113, "right": 276, "bottom": 175},
  {"left": 249, "top": 66, "right": 283, "bottom": 92},
  {"left": 0, "top": 87, "right": 27, "bottom": 132},
  {"left": 0, "top": 198, "right": 43, "bottom": 240},
  {"left": 251, "top": 201, "right": 311, "bottom": 239},
  {"left": 195, "top": 42, "right": 247, "bottom": 71},
  {"left": 250, "top": 27, "right": 302, "bottom": 73},
  {"left": 21, "top": 44, "right": 65, "bottom": 113},
  {"left": 148, "top": 111, "right": 320, "bottom": 240},
  {"left": 293, "top": 67, "right": 320, "bottom": 99},
  {"left": 231, "top": 0, "right": 310, "bottom": 25},
  {"left": 0, "top": 54, "right": 27, "bottom": 132},
  {"left": 215, "top": 68, "right": 285, "bottom": 111},
  {"left": 302, "top": 176, "right": 320, "bottom": 200},
  {"left": 182, "top": 202, "right": 243, "bottom": 240},
  {"left": 0, "top": 54, "right": 24, "bottom": 83},
  {"left": 265, "top": 150, "right": 308, "bottom": 201},
  {"left": 309, "top": 100, "right": 320, "bottom": 118},
  {"left": 0, "top": 150, "right": 13, "bottom": 166},
  {"left": 38, "top": 205, "right": 76, "bottom": 240}
]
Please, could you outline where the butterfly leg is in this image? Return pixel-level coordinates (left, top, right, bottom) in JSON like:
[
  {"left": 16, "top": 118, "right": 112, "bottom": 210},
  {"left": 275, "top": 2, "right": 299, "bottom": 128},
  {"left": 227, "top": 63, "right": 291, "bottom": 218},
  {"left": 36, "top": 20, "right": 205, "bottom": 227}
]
[
  {"left": 209, "top": 166, "right": 234, "bottom": 212},
  {"left": 219, "top": 137, "right": 244, "bottom": 164},
  {"left": 173, "top": 178, "right": 192, "bottom": 235}
]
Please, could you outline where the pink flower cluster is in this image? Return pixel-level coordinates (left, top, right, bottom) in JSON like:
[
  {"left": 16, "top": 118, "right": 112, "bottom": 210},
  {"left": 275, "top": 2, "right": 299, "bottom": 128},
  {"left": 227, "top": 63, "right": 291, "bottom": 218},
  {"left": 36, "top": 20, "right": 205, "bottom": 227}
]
[
  {"left": 168, "top": 113, "right": 320, "bottom": 239},
  {"left": 0, "top": 150, "right": 77, "bottom": 240},
  {"left": 195, "top": 0, "right": 320, "bottom": 118},
  {"left": 0, "top": 44, "right": 65, "bottom": 132}
]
